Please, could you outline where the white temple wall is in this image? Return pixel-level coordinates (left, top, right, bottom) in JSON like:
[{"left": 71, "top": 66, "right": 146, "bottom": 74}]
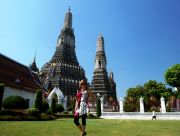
[{"left": 3, "top": 86, "right": 36, "bottom": 108}]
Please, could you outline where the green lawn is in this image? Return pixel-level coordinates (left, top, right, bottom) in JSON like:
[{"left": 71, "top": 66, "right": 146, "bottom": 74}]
[{"left": 0, "top": 119, "right": 180, "bottom": 136}]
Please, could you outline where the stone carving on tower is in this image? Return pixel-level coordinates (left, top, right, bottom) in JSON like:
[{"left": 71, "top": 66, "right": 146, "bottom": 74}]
[
  {"left": 90, "top": 34, "right": 118, "bottom": 111},
  {"left": 40, "top": 8, "right": 86, "bottom": 105}
]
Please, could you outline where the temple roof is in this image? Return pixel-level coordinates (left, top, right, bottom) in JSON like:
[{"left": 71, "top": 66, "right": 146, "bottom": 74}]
[
  {"left": 0, "top": 53, "right": 47, "bottom": 93},
  {"left": 29, "top": 56, "right": 39, "bottom": 73}
]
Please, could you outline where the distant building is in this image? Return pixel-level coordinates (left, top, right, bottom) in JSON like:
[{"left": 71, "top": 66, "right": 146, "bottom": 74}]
[
  {"left": 90, "top": 35, "right": 118, "bottom": 111},
  {"left": 40, "top": 8, "right": 86, "bottom": 105},
  {"left": 0, "top": 53, "right": 47, "bottom": 108},
  {"left": 29, "top": 55, "right": 39, "bottom": 73}
]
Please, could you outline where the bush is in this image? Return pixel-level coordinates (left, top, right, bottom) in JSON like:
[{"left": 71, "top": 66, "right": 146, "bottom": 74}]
[
  {"left": 27, "top": 108, "right": 40, "bottom": 116},
  {"left": 34, "top": 90, "right": 43, "bottom": 113},
  {"left": 87, "top": 113, "right": 97, "bottom": 119},
  {"left": 0, "top": 109, "right": 25, "bottom": 116},
  {"left": 96, "top": 97, "right": 101, "bottom": 118},
  {"left": 2, "top": 96, "right": 29, "bottom": 109},
  {"left": 56, "top": 104, "right": 64, "bottom": 113},
  {"left": 42, "top": 101, "right": 49, "bottom": 113},
  {"left": 67, "top": 106, "right": 72, "bottom": 111},
  {"left": 0, "top": 84, "right": 4, "bottom": 109},
  {"left": 51, "top": 98, "right": 56, "bottom": 113},
  {"left": 40, "top": 113, "right": 56, "bottom": 120},
  {"left": 45, "top": 109, "right": 53, "bottom": 115},
  {"left": 63, "top": 111, "right": 69, "bottom": 114}
]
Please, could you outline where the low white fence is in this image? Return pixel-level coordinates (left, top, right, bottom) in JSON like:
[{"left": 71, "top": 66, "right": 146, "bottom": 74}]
[{"left": 98, "top": 112, "right": 180, "bottom": 120}]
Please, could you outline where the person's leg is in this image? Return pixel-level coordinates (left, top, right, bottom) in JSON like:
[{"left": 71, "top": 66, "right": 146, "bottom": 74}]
[
  {"left": 82, "top": 114, "right": 87, "bottom": 136},
  {"left": 74, "top": 116, "right": 82, "bottom": 133}
]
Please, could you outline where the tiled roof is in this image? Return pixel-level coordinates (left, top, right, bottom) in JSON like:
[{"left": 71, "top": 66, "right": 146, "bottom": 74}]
[{"left": 0, "top": 53, "right": 47, "bottom": 93}]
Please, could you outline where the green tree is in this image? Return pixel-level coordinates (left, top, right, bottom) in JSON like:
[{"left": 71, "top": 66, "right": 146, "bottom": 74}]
[
  {"left": 164, "top": 64, "right": 180, "bottom": 91},
  {"left": 2, "top": 95, "right": 29, "bottom": 109},
  {"left": 96, "top": 97, "right": 101, "bottom": 118},
  {"left": 124, "top": 80, "right": 172, "bottom": 112},
  {"left": 42, "top": 101, "right": 49, "bottom": 113},
  {"left": 56, "top": 104, "right": 64, "bottom": 113},
  {"left": 0, "top": 84, "right": 4, "bottom": 109},
  {"left": 51, "top": 98, "right": 56, "bottom": 113},
  {"left": 34, "top": 90, "right": 42, "bottom": 113},
  {"left": 143, "top": 80, "right": 168, "bottom": 111},
  {"left": 124, "top": 86, "right": 144, "bottom": 112}
]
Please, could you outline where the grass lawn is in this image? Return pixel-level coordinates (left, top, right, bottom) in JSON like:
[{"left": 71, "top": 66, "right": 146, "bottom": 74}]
[{"left": 0, "top": 119, "right": 180, "bottom": 136}]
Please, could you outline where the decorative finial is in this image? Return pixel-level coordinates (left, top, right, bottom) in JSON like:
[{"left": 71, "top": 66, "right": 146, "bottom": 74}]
[
  {"left": 68, "top": 5, "right": 71, "bottom": 11},
  {"left": 34, "top": 51, "right": 36, "bottom": 63}
]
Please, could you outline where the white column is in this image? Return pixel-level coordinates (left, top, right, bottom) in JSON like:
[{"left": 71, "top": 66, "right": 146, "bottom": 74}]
[
  {"left": 100, "top": 97, "right": 104, "bottom": 113},
  {"left": 48, "top": 99, "right": 51, "bottom": 107},
  {"left": 160, "top": 97, "right": 166, "bottom": 113},
  {"left": 140, "top": 97, "right": 144, "bottom": 113},
  {"left": 57, "top": 97, "right": 61, "bottom": 104},
  {"left": 119, "top": 98, "right": 124, "bottom": 113},
  {"left": 63, "top": 96, "right": 67, "bottom": 111}
]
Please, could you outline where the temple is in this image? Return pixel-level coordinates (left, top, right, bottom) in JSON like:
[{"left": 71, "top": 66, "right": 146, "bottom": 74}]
[
  {"left": 90, "top": 34, "right": 118, "bottom": 111},
  {"left": 40, "top": 8, "right": 86, "bottom": 105}
]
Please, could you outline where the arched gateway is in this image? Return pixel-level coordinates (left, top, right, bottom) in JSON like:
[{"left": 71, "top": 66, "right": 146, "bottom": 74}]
[{"left": 47, "top": 87, "right": 67, "bottom": 111}]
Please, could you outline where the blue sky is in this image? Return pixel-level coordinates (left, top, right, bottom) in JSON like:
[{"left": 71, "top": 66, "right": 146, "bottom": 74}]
[{"left": 0, "top": 0, "right": 180, "bottom": 98}]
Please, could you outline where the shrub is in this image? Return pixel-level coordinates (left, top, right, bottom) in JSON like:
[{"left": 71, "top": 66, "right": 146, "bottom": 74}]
[
  {"left": 56, "top": 104, "right": 64, "bottom": 113},
  {"left": 51, "top": 98, "right": 56, "bottom": 113},
  {"left": 42, "top": 101, "right": 49, "bottom": 113},
  {"left": 96, "top": 97, "right": 101, "bottom": 118},
  {"left": 0, "top": 109, "right": 25, "bottom": 116},
  {"left": 2, "top": 96, "right": 29, "bottom": 109},
  {"left": 63, "top": 111, "right": 69, "bottom": 114},
  {"left": 67, "top": 106, "right": 72, "bottom": 111},
  {"left": 45, "top": 109, "right": 53, "bottom": 115},
  {"left": 0, "top": 84, "right": 4, "bottom": 109},
  {"left": 34, "top": 90, "right": 43, "bottom": 113},
  {"left": 87, "top": 113, "right": 96, "bottom": 119},
  {"left": 27, "top": 108, "right": 40, "bottom": 116}
]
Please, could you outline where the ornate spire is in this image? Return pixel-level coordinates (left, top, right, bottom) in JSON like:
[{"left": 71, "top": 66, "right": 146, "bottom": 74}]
[
  {"left": 64, "top": 6, "right": 72, "bottom": 29},
  {"left": 95, "top": 34, "right": 106, "bottom": 69},
  {"left": 109, "top": 71, "right": 114, "bottom": 80},
  {"left": 29, "top": 53, "right": 39, "bottom": 73},
  {"left": 68, "top": 5, "right": 71, "bottom": 11},
  {"left": 96, "top": 33, "right": 104, "bottom": 52}
]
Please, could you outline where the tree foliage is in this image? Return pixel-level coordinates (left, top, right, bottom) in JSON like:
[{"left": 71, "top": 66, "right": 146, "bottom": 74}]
[
  {"left": 96, "top": 97, "right": 101, "bottom": 118},
  {"left": 164, "top": 64, "right": 180, "bottom": 90},
  {"left": 2, "top": 95, "right": 29, "bottom": 109},
  {"left": 34, "top": 90, "right": 43, "bottom": 113},
  {"left": 56, "top": 104, "right": 64, "bottom": 113},
  {"left": 42, "top": 101, "right": 49, "bottom": 113},
  {"left": 124, "top": 80, "right": 173, "bottom": 112},
  {"left": 51, "top": 98, "right": 56, "bottom": 113},
  {"left": 0, "top": 84, "right": 4, "bottom": 109}
]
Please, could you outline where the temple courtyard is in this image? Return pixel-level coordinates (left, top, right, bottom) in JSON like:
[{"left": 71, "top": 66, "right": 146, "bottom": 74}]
[{"left": 0, "top": 119, "right": 180, "bottom": 136}]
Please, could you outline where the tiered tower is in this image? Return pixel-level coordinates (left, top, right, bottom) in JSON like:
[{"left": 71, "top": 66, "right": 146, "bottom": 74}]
[
  {"left": 91, "top": 34, "right": 118, "bottom": 109},
  {"left": 40, "top": 8, "right": 86, "bottom": 102}
]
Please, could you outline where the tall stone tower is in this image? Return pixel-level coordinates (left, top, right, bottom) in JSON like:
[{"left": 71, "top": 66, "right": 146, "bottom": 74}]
[
  {"left": 40, "top": 8, "right": 86, "bottom": 102},
  {"left": 91, "top": 34, "right": 118, "bottom": 111}
]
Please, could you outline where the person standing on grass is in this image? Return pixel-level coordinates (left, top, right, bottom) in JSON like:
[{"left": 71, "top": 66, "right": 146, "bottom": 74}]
[
  {"left": 152, "top": 110, "right": 156, "bottom": 120},
  {"left": 74, "top": 80, "right": 90, "bottom": 136}
]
